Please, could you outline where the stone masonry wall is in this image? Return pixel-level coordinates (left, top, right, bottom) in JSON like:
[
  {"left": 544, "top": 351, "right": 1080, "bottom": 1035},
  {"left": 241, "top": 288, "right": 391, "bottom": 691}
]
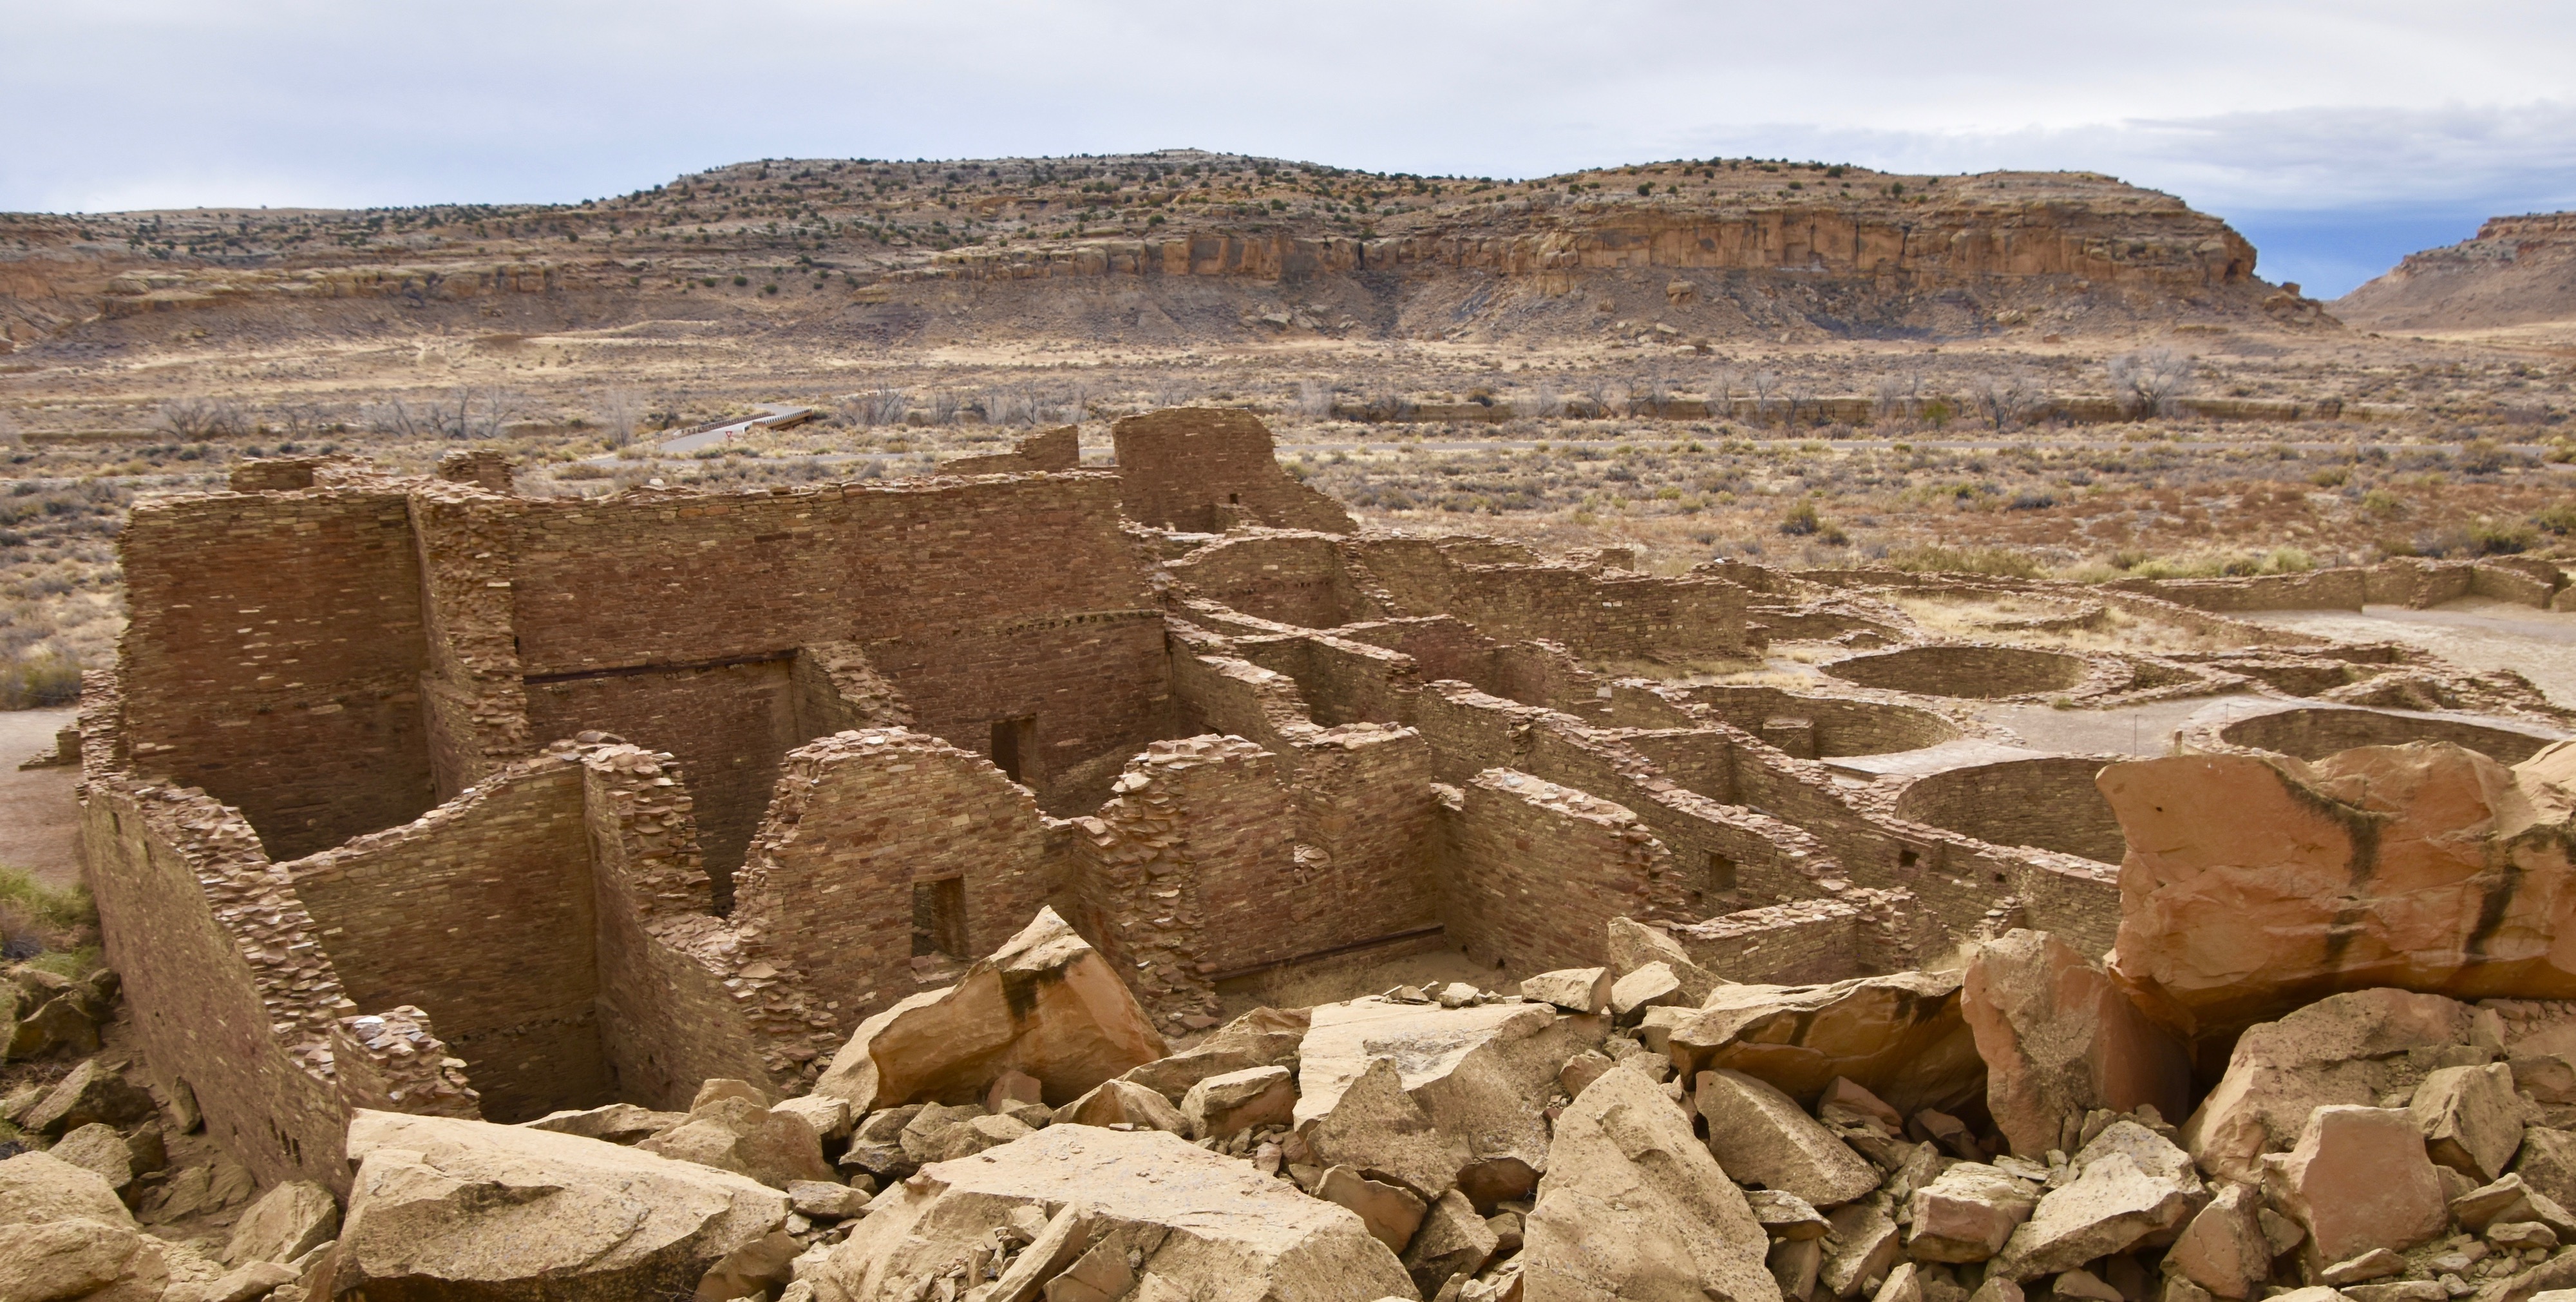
[
  {"left": 117, "top": 489, "right": 434, "bottom": 859},
  {"left": 1110, "top": 408, "right": 1357, "bottom": 535},
  {"left": 1354, "top": 537, "right": 1757, "bottom": 662},
  {"left": 1443, "top": 768, "right": 1690, "bottom": 973},
  {"left": 1167, "top": 534, "right": 1381, "bottom": 629},
  {"left": 729, "top": 729, "right": 1055, "bottom": 1037},
  {"left": 285, "top": 754, "right": 607, "bottom": 1124}
]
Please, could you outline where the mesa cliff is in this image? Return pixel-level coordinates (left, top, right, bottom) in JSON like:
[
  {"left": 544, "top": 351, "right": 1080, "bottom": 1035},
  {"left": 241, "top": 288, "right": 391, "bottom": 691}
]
[
  {"left": 0, "top": 151, "right": 2311, "bottom": 355},
  {"left": 2333, "top": 212, "right": 2576, "bottom": 331}
]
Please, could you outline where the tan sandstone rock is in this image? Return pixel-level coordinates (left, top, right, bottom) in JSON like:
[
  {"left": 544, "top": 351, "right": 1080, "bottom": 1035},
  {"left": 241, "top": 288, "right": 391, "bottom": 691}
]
[
  {"left": 2515, "top": 1128, "right": 2576, "bottom": 1207},
  {"left": 1906, "top": 1163, "right": 2041, "bottom": 1263},
  {"left": 222, "top": 1180, "right": 339, "bottom": 1266},
  {"left": 1519, "top": 1062, "right": 1783, "bottom": 1302},
  {"left": 0, "top": 1151, "right": 145, "bottom": 1302},
  {"left": 1990, "top": 1122, "right": 2201, "bottom": 1281},
  {"left": 2166, "top": 1183, "right": 2271, "bottom": 1299},
  {"left": 812, "top": 907, "right": 1167, "bottom": 1113},
  {"left": 811, "top": 1125, "right": 1414, "bottom": 1302},
  {"left": 2180, "top": 987, "right": 2477, "bottom": 1183},
  {"left": 1318, "top": 1165, "right": 1428, "bottom": 1254},
  {"left": 1403, "top": 1189, "right": 1500, "bottom": 1297},
  {"left": 639, "top": 1093, "right": 838, "bottom": 1189},
  {"left": 2410, "top": 1062, "right": 2524, "bottom": 1182},
  {"left": 1181, "top": 1065, "right": 1296, "bottom": 1140},
  {"left": 1647, "top": 971, "right": 1984, "bottom": 1118},
  {"left": 1696, "top": 1068, "right": 1882, "bottom": 1207},
  {"left": 1521, "top": 968, "right": 1615, "bottom": 1016},
  {"left": 1120, "top": 1006, "right": 1311, "bottom": 1102},
  {"left": 1296, "top": 996, "right": 1604, "bottom": 1202},
  {"left": 1962, "top": 929, "right": 2192, "bottom": 1156},
  {"left": 1055, "top": 1078, "right": 1191, "bottom": 1134},
  {"left": 2266, "top": 1106, "right": 2448, "bottom": 1269},
  {"left": 2102, "top": 742, "right": 2576, "bottom": 1035},
  {"left": 1607, "top": 917, "right": 1725, "bottom": 1005},
  {"left": 520, "top": 1101, "right": 688, "bottom": 1146}
]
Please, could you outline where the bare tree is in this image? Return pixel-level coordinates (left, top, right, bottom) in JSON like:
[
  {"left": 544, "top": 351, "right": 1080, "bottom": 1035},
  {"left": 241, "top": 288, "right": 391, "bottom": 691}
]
[
  {"left": 1150, "top": 375, "right": 1198, "bottom": 409},
  {"left": 158, "top": 396, "right": 247, "bottom": 439},
  {"left": 1708, "top": 369, "right": 1736, "bottom": 421},
  {"left": 267, "top": 401, "right": 326, "bottom": 443},
  {"left": 594, "top": 386, "right": 646, "bottom": 447},
  {"left": 1969, "top": 374, "right": 2036, "bottom": 432},
  {"left": 1783, "top": 381, "right": 1814, "bottom": 428},
  {"left": 928, "top": 389, "right": 962, "bottom": 426},
  {"left": 2108, "top": 350, "right": 2195, "bottom": 418},
  {"left": 1582, "top": 376, "right": 1618, "bottom": 419},
  {"left": 0, "top": 409, "right": 19, "bottom": 448},
  {"left": 1635, "top": 371, "right": 1670, "bottom": 418},
  {"left": 1528, "top": 381, "right": 1565, "bottom": 420},
  {"left": 1872, "top": 375, "right": 1912, "bottom": 426},
  {"left": 1749, "top": 372, "right": 1781, "bottom": 426}
]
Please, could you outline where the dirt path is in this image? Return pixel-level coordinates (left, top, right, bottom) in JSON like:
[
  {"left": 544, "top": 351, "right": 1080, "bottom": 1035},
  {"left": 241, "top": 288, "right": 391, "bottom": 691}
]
[
  {"left": 2236, "top": 598, "right": 2576, "bottom": 711},
  {"left": 0, "top": 707, "right": 81, "bottom": 888}
]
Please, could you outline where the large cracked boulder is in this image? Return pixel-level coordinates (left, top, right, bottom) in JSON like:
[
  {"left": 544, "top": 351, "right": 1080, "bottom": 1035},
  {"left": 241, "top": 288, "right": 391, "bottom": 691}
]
[
  {"left": 812, "top": 907, "right": 1167, "bottom": 1113},
  {"left": 2269, "top": 1105, "right": 2448, "bottom": 1270},
  {"left": 316, "top": 1109, "right": 788, "bottom": 1301},
  {"left": 810, "top": 1125, "right": 1415, "bottom": 1302},
  {"left": 2102, "top": 740, "right": 2576, "bottom": 1035},
  {"left": 1962, "top": 929, "right": 2192, "bottom": 1156},
  {"left": 1643, "top": 972, "right": 1984, "bottom": 1117},
  {"left": 1990, "top": 1120, "right": 2202, "bottom": 1281},
  {"left": 1294, "top": 996, "right": 1605, "bottom": 1202},
  {"left": 0, "top": 1151, "right": 146, "bottom": 1302},
  {"left": 1120, "top": 1006, "right": 1309, "bottom": 1102},
  {"left": 637, "top": 1093, "right": 837, "bottom": 1189},
  {"left": 1520, "top": 1062, "right": 1784, "bottom": 1302},
  {"left": 2179, "top": 986, "right": 2480, "bottom": 1183},
  {"left": 1695, "top": 1068, "right": 1882, "bottom": 1207}
]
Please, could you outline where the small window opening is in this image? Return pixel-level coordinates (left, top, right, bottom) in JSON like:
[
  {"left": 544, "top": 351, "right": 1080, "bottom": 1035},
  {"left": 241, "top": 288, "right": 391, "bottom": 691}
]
[
  {"left": 1705, "top": 850, "right": 1737, "bottom": 894},
  {"left": 1227, "top": 492, "right": 1240, "bottom": 504},
  {"left": 1899, "top": 848, "right": 1920, "bottom": 869},
  {"left": 989, "top": 714, "right": 1036, "bottom": 785},
  {"left": 913, "top": 877, "right": 969, "bottom": 959}
]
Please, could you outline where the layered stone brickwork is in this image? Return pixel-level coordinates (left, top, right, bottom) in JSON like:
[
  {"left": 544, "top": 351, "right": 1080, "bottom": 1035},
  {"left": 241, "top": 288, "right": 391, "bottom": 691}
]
[
  {"left": 1110, "top": 408, "right": 1357, "bottom": 534},
  {"left": 941, "top": 424, "right": 1080, "bottom": 474},
  {"left": 1443, "top": 769, "right": 1692, "bottom": 973},
  {"left": 1891, "top": 756, "right": 2128, "bottom": 866},
  {"left": 332, "top": 1006, "right": 480, "bottom": 1118},
  {"left": 1354, "top": 535, "right": 1761, "bottom": 662}
]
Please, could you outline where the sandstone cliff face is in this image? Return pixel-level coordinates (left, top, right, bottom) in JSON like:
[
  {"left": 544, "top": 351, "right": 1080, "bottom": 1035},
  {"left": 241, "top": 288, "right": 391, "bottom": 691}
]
[
  {"left": 2333, "top": 211, "right": 2576, "bottom": 330},
  {"left": 0, "top": 153, "right": 2287, "bottom": 353}
]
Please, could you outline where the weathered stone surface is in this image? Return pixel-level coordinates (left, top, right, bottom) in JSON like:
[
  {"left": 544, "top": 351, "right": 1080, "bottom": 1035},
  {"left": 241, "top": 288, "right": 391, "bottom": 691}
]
[
  {"left": 2515, "top": 1128, "right": 2576, "bottom": 1208},
  {"left": 811, "top": 1125, "right": 1414, "bottom": 1302},
  {"left": 1055, "top": 1078, "right": 1190, "bottom": 1134},
  {"left": 21, "top": 1058, "right": 155, "bottom": 1135},
  {"left": 1404, "top": 1189, "right": 1499, "bottom": 1297},
  {"left": 1319, "top": 1165, "right": 1428, "bottom": 1254},
  {"left": 1818, "top": 1078, "right": 1904, "bottom": 1137},
  {"left": 319, "top": 1110, "right": 789, "bottom": 1301},
  {"left": 0, "top": 1151, "right": 143, "bottom": 1302},
  {"left": 221, "top": 1179, "right": 339, "bottom": 1267},
  {"left": 2269, "top": 1106, "right": 2448, "bottom": 1269},
  {"left": 1748, "top": 1189, "right": 1830, "bottom": 1241},
  {"left": 1905, "top": 1163, "right": 2040, "bottom": 1263},
  {"left": 1182, "top": 1065, "right": 1296, "bottom": 1140},
  {"left": 1990, "top": 1122, "right": 2199, "bottom": 1281},
  {"left": 1296, "top": 997, "right": 1604, "bottom": 1200},
  {"left": 812, "top": 907, "right": 1168, "bottom": 1113},
  {"left": 900, "top": 1103, "right": 1034, "bottom": 1163},
  {"left": 638, "top": 1095, "right": 838, "bottom": 1189},
  {"left": 1962, "top": 929, "right": 2192, "bottom": 1157},
  {"left": 1611, "top": 963, "right": 1687, "bottom": 1019},
  {"left": 786, "top": 1180, "right": 867, "bottom": 1221},
  {"left": 1520, "top": 1063, "right": 1783, "bottom": 1302},
  {"left": 1121, "top": 1006, "right": 1311, "bottom": 1102},
  {"left": 2180, "top": 987, "right": 2477, "bottom": 1183},
  {"left": 46, "top": 1122, "right": 133, "bottom": 1194},
  {"left": 2102, "top": 743, "right": 2576, "bottom": 1034},
  {"left": 2166, "top": 1183, "right": 2270, "bottom": 1299},
  {"left": 1521, "top": 968, "right": 1614, "bottom": 1016},
  {"left": 1770, "top": 1236, "right": 1823, "bottom": 1301},
  {"left": 770, "top": 1095, "right": 853, "bottom": 1144},
  {"left": 1696, "top": 1068, "right": 1882, "bottom": 1207},
  {"left": 2411, "top": 1062, "right": 2524, "bottom": 1182},
  {"left": 520, "top": 1102, "right": 687, "bottom": 1146},
  {"left": 1607, "top": 916, "right": 1724, "bottom": 1005},
  {"left": 1647, "top": 972, "right": 1984, "bottom": 1118},
  {"left": 1820, "top": 1200, "right": 1903, "bottom": 1297},
  {"left": 838, "top": 1104, "right": 923, "bottom": 1180},
  {"left": 1559, "top": 1051, "right": 1615, "bottom": 1100}
]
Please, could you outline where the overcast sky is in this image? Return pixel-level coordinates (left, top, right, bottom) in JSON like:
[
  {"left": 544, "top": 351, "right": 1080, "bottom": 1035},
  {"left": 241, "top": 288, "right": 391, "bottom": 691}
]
[{"left": 8, "top": 1, "right": 2573, "bottom": 296}]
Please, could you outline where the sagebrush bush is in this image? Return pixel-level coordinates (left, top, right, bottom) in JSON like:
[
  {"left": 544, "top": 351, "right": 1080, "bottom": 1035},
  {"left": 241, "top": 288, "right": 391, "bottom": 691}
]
[{"left": 0, "top": 650, "right": 79, "bottom": 709}]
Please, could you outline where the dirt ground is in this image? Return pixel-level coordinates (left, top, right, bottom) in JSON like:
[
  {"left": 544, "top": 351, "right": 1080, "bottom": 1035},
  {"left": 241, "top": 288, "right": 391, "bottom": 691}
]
[
  {"left": 2238, "top": 597, "right": 2576, "bottom": 709},
  {"left": 0, "top": 705, "right": 79, "bottom": 887}
]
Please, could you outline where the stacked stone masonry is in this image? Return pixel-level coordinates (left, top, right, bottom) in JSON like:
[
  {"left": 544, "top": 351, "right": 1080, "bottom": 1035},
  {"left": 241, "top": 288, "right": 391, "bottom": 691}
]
[{"left": 78, "top": 407, "right": 2575, "bottom": 1187}]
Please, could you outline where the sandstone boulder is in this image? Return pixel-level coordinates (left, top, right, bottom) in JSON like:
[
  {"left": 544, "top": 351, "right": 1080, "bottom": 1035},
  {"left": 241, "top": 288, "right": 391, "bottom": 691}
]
[
  {"left": 0, "top": 1151, "right": 144, "bottom": 1302},
  {"left": 1121, "top": 1006, "right": 1311, "bottom": 1102},
  {"left": 1990, "top": 1122, "right": 2200, "bottom": 1281},
  {"left": 2102, "top": 742, "right": 2576, "bottom": 1035},
  {"left": 1696, "top": 1068, "right": 1881, "bottom": 1207},
  {"left": 810, "top": 1125, "right": 1414, "bottom": 1302},
  {"left": 2179, "top": 987, "right": 2477, "bottom": 1183},
  {"left": 771, "top": 1095, "right": 853, "bottom": 1145},
  {"left": 2411, "top": 1062, "right": 2523, "bottom": 1182},
  {"left": 46, "top": 1122, "right": 133, "bottom": 1195},
  {"left": 1906, "top": 1163, "right": 2040, "bottom": 1263},
  {"left": 1521, "top": 968, "right": 1615, "bottom": 1015},
  {"left": 1296, "top": 997, "right": 1604, "bottom": 1201},
  {"left": 1182, "top": 1066, "right": 1296, "bottom": 1140},
  {"left": 21, "top": 1058, "right": 155, "bottom": 1135},
  {"left": 838, "top": 1104, "right": 922, "bottom": 1180},
  {"left": 638, "top": 1093, "right": 838, "bottom": 1189},
  {"left": 1056, "top": 1078, "right": 1190, "bottom": 1134},
  {"left": 1403, "top": 1189, "right": 1499, "bottom": 1297},
  {"left": 2166, "top": 1183, "right": 2270, "bottom": 1300},
  {"left": 1519, "top": 1062, "right": 1783, "bottom": 1302},
  {"left": 2516, "top": 1128, "right": 2576, "bottom": 1207},
  {"left": 1962, "top": 930, "right": 2192, "bottom": 1156},
  {"left": 1819, "top": 1200, "right": 1902, "bottom": 1297},
  {"left": 1748, "top": 1189, "right": 1830, "bottom": 1241},
  {"left": 520, "top": 1102, "right": 687, "bottom": 1146},
  {"left": 2267, "top": 1106, "right": 2448, "bottom": 1270},
  {"left": 321, "top": 1109, "right": 788, "bottom": 1301},
  {"left": 1611, "top": 963, "right": 1687, "bottom": 1019},
  {"left": 812, "top": 907, "right": 1167, "bottom": 1113},
  {"left": 1608, "top": 916, "right": 1724, "bottom": 1004},
  {"left": 1645, "top": 972, "right": 1984, "bottom": 1118},
  {"left": 1318, "top": 1165, "right": 1428, "bottom": 1254},
  {"left": 900, "top": 1102, "right": 1034, "bottom": 1163}
]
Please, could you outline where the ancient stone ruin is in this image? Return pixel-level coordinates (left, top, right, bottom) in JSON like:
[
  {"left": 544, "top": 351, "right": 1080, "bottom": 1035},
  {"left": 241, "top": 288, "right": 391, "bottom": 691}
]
[{"left": 19, "top": 407, "right": 2576, "bottom": 1301}]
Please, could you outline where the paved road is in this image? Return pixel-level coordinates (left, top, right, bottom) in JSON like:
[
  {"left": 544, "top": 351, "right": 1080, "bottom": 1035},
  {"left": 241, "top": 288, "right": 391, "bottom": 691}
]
[{"left": 654, "top": 403, "right": 814, "bottom": 455}]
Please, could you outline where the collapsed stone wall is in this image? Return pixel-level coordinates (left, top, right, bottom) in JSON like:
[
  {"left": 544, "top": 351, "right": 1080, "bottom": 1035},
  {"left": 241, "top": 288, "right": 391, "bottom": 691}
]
[
  {"left": 284, "top": 755, "right": 606, "bottom": 1124},
  {"left": 940, "top": 425, "right": 1080, "bottom": 475},
  {"left": 1440, "top": 769, "right": 1694, "bottom": 974},
  {"left": 1110, "top": 408, "right": 1357, "bottom": 535}
]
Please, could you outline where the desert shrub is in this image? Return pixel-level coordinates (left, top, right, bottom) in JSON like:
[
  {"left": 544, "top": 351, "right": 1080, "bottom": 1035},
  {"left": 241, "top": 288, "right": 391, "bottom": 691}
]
[
  {"left": 2470, "top": 519, "right": 2536, "bottom": 555},
  {"left": 2535, "top": 503, "right": 2576, "bottom": 535},
  {"left": 1777, "top": 500, "right": 1821, "bottom": 535},
  {"left": 1883, "top": 546, "right": 2043, "bottom": 579},
  {"left": 2361, "top": 488, "right": 2405, "bottom": 517},
  {"left": 0, "top": 650, "right": 79, "bottom": 709},
  {"left": 0, "top": 866, "right": 93, "bottom": 962},
  {"left": 2307, "top": 466, "right": 2349, "bottom": 488}
]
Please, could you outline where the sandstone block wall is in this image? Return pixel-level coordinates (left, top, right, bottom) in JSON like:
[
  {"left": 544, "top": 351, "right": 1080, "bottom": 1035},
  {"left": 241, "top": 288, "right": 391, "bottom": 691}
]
[
  {"left": 118, "top": 489, "right": 434, "bottom": 858},
  {"left": 1891, "top": 757, "right": 2126, "bottom": 866},
  {"left": 1110, "top": 408, "right": 1357, "bottom": 535},
  {"left": 942, "top": 425, "right": 1080, "bottom": 474},
  {"left": 285, "top": 755, "right": 606, "bottom": 1124},
  {"left": 1167, "top": 534, "right": 1381, "bottom": 629},
  {"left": 1355, "top": 537, "right": 1757, "bottom": 662},
  {"left": 1667, "top": 900, "right": 1870, "bottom": 985},
  {"left": 1442, "top": 769, "right": 1685, "bottom": 973}
]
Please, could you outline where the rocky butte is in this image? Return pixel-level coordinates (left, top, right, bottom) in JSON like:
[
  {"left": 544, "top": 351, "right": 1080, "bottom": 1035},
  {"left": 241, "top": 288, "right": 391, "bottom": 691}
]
[{"left": 9, "top": 407, "right": 2576, "bottom": 1301}]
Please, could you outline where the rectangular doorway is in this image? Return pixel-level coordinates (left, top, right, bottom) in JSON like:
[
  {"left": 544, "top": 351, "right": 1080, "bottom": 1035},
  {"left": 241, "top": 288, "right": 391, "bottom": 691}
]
[
  {"left": 913, "top": 877, "right": 969, "bottom": 959},
  {"left": 989, "top": 714, "right": 1036, "bottom": 785}
]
